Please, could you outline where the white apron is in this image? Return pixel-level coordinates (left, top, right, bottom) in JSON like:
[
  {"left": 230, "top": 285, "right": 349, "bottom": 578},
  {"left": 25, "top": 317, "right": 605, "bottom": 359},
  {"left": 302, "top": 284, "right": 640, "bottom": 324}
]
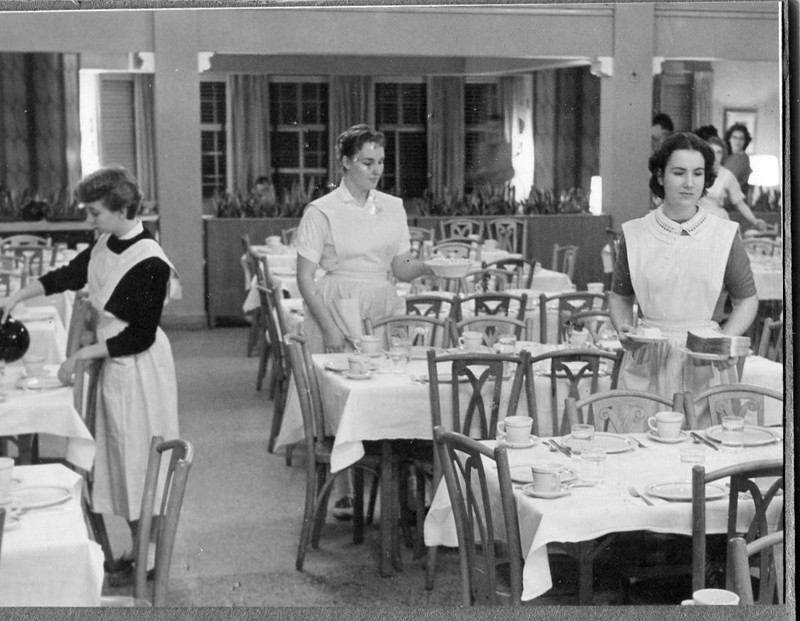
[
  {"left": 88, "top": 234, "right": 181, "bottom": 521},
  {"left": 302, "top": 190, "right": 406, "bottom": 353},
  {"left": 619, "top": 208, "right": 740, "bottom": 425}
]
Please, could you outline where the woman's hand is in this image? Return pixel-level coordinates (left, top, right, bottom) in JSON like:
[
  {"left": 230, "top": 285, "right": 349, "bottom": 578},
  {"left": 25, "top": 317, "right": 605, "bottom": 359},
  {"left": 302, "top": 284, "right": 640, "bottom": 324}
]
[
  {"left": 753, "top": 218, "right": 768, "bottom": 232},
  {"left": 322, "top": 327, "right": 347, "bottom": 353},
  {"left": 0, "top": 294, "right": 20, "bottom": 324},
  {"left": 617, "top": 325, "right": 650, "bottom": 364},
  {"left": 57, "top": 354, "right": 78, "bottom": 385}
]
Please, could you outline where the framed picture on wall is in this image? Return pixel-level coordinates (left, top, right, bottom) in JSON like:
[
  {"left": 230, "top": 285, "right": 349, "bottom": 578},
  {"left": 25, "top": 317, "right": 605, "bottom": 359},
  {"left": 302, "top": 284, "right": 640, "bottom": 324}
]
[{"left": 723, "top": 108, "right": 757, "bottom": 151}]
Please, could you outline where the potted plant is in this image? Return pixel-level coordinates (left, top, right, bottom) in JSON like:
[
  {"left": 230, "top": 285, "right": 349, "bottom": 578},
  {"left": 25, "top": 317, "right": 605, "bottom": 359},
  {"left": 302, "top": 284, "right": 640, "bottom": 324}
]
[{"left": 45, "top": 186, "right": 87, "bottom": 222}]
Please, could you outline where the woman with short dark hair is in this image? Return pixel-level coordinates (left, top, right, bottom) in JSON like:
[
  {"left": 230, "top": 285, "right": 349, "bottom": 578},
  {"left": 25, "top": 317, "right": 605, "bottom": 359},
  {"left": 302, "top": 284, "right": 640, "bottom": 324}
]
[{"left": 722, "top": 123, "right": 754, "bottom": 195}]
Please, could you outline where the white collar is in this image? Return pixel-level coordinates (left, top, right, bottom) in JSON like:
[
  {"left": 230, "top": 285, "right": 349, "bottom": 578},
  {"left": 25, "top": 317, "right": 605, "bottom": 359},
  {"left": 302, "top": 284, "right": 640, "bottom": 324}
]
[
  {"left": 653, "top": 206, "right": 707, "bottom": 238},
  {"left": 337, "top": 184, "right": 379, "bottom": 214},
  {"left": 118, "top": 221, "right": 144, "bottom": 240}
]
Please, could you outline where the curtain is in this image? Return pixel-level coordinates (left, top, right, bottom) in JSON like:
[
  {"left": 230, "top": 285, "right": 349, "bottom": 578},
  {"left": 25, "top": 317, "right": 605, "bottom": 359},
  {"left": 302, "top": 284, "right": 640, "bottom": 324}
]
[
  {"left": 427, "top": 76, "right": 464, "bottom": 201},
  {"left": 500, "top": 75, "right": 534, "bottom": 201},
  {"left": 229, "top": 74, "right": 271, "bottom": 193},
  {"left": 692, "top": 70, "right": 714, "bottom": 131},
  {"left": 134, "top": 73, "right": 156, "bottom": 202},
  {"left": 329, "top": 75, "right": 374, "bottom": 185}
]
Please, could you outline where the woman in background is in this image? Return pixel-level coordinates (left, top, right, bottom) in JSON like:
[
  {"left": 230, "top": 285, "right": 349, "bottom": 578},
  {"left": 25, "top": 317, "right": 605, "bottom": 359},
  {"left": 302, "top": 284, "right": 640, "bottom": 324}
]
[{"left": 722, "top": 122, "right": 753, "bottom": 196}]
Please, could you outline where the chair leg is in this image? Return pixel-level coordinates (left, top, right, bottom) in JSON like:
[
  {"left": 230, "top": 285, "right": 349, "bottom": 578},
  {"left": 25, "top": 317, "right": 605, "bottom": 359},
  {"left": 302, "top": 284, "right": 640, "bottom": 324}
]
[
  {"left": 267, "top": 376, "right": 288, "bottom": 454},
  {"left": 366, "top": 469, "right": 379, "bottom": 525},
  {"left": 310, "top": 470, "right": 339, "bottom": 549},
  {"left": 86, "top": 509, "right": 117, "bottom": 570},
  {"left": 285, "top": 443, "right": 295, "bottom": 467},
  {"left": 353, "top": 467, "right": 365, "bottom": 545},
  {"left": 256, "top": 339, "right": 271, "bottom": 392},
  {"left": 295, "top": 465, "right": 319, "bottom": 571},
  {"left": 246, "top": 309, "right": 260, "bottom": 357},
  {"left": 413, "top": 468, "right": 428, "bottom": 560},
  {"left": 425, "top": 545, "right": 438, "bottom": 590}
]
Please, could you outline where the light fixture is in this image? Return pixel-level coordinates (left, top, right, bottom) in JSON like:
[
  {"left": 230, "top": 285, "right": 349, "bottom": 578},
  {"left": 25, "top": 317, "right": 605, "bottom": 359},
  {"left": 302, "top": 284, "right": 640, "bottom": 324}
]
[
  {"left": 589, "top": 176, "right": 602, "bottom": 215},
  {"left": 748, "top": 155, "right": 781, "bottom": 212}
]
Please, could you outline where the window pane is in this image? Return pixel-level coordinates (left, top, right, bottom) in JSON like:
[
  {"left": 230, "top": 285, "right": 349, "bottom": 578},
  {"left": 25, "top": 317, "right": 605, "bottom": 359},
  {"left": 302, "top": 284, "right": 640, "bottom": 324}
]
[
  {"left": 303, "top": 130, "right": 327, "bottom": 169},
  {"left": 272, "top": 132, "right": 300, "bottom": 168},
  {"left": 399, "top": 132, "right": 427, "bottom": 198},
  {"left": 401, "top": 84, "right": 426, "bottom": 126},
  {"left": 376, "top": 84, "right": 398, "bottom": 125}
]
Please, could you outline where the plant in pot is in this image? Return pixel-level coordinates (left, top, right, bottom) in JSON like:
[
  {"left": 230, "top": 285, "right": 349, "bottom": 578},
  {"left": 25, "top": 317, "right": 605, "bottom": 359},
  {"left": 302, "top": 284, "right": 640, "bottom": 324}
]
[
  {"left": 211, "top": 190, "right": 245, "bottom": 218},
  {"left": 45, "top": 185, "right": 87, "bottom": 222}
]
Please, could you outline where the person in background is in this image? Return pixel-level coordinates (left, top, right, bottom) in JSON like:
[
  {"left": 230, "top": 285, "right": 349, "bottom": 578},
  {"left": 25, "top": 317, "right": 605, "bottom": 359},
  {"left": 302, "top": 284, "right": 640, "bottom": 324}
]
[
  {"left": 693, "top": 124, "right": 719, "bottom": 142},
  {"left": 609, "top": 133, "right": 758, "bottom": 421},
  {"left": 651, "top": 112, "right": 674, "bottom": 152},
  {"left": 698, "top": 136, "right": 766, "bottom": 230},
  {"left": 295, "top": 124, "right": 433, "bottom": 517},
  {"left": 0, "top": 166, "right": 181, "bottom": 583},
  {"left": 722, "top": 123, "right": 753, "bottom": 196}
]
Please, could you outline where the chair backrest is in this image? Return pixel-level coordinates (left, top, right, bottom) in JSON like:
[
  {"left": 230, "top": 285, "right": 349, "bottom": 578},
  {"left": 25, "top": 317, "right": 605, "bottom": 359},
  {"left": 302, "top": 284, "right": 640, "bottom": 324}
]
[
  {"left": 0, "top": 234, "right": 51, "bottom": 247},
  {"left": 0, "top": 255, "right": 28, "bottom": 294},
  {"left": 281, "top": 226, "right": 298, "bottom": 247},
  {"left": 439, "top": 218, "right": 483, "bottom": 241},
  {"left": 482, "top": 258, "right": 536, "bottom": 290},
  {"left": 684, "top": 384, "right": 783, "bottom": 429},
  {"left": 525, "top": 348, "right": 624, "bottom": 436},
  {"left": 551, "top": 244, "right": 578, "bottom": 281},
  {"left": 1, "top": 245, "right": 47, "bottom": 278},
  {"left": 691, "top": 459, "right": 783, "bottom": 593},
  {"left": 134, "top": 436, "right": 194, "bottom": 606},
  {"left": 562, "top": 310, "right": 614, "bottom": 346},
  {"left": 465, "top": 268, "right": 517, "bottom": 293},
  {"left": 539, "top": 292, "right": 608, "bottom": 344},
  {"left": 285, "top": 333, "right": 327, "bottom": 451},
  {"left": 565, "top": 389, "right": 683, "bottom": 434},
  {"left": 365, "top": 314, "right": 454, "bottom": 349},
  {"left": 728, "top": 531, "right": 784, "bottom": 605},
  {"left": 426, "top": 349, "right": 527, "bottom": 442},
  {"left": 757, "top": 318, "right": 783, "bottom": 362},
  {"left": 433, "top": 426, "right": 523, "bottom": 606},
  {"left": 0, "top": 507, "right": 5, "bottom": 561},
  {"left": 484, "top": 217, "right": 527, "bottom": 256},
  {"left": 456, "top": 316, "right": 528, "bottom": 346},
  {"left": 408, "top": 226, "right": 434, "bottom": 243},
  {"left": 459, "top": 292, "right": 528, "bottom": 323},
  {"left": 433, "top": 239, "right": 481, "bottom": 263},
  {"left": 742, "top": 238, "right": 780, "bottom": 257},
  {"left": 405, "top": 293, "right": 460, "bottom": 322},
  {"left": 67, "top": 291, "right": 101, "bottom": 431}
]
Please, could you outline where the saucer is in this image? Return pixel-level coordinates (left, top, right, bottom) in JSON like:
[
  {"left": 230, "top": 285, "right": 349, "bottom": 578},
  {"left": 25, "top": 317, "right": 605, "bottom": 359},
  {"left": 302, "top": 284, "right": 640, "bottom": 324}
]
[
  {"left": 498, "top": 435, "right": 539, "bottom": 449},
  {"left": 628, "top": 333, "right": 668, "bottom": 343},
  {"left": 647, "top": 430, "right": 690, "bottom": 444},
  {"left": 521, "top": 484, "right": 571, "bottom": 499},
  {"left": 344, "top": 372, "right": 372, "bottom": 381}
]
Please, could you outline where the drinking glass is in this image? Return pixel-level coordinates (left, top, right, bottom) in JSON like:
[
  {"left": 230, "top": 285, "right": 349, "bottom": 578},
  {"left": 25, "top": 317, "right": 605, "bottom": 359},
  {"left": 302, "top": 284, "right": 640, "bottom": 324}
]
[
  {"left": 720, "top": 416, "right": 745, "bottom": 453},
  {"left": 571, "top": 423, "right": 595, "bottom": 452},
  {"left": 388, "top": 339, "right": 411, "bottom": 374},
  {"left": 580, "top": 446, "right": 606, "bottom": 485}
]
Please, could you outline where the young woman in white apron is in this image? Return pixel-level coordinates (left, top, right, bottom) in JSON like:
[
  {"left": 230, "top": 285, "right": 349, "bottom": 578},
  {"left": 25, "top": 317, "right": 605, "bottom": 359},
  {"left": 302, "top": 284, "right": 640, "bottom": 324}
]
[
  {"left": 1, "top": 166, "right": 180, "bottom": 576},
  {"left": 609, "top": 133, "right": 758, "bottom": 427},
  {"left": 295, "top": 124, "right": 434, "bottom": 516}
]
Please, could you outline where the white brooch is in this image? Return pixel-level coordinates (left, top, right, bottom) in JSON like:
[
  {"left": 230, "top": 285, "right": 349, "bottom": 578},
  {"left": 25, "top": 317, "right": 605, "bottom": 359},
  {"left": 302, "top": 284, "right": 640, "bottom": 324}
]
[{"left": 366, "top": 191, "right": 381, "bottom": 216}]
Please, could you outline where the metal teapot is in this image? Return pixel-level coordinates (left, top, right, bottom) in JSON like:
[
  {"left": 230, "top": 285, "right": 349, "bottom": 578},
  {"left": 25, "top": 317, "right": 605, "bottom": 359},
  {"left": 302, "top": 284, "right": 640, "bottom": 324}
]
[{"left": 0, "top": 317, "right": 31, "bottom": 363}]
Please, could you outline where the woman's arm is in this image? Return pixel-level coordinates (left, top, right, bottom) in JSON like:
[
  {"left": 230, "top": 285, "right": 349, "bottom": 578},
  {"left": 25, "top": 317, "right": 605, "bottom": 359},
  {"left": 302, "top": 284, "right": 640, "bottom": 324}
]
[
  {"left": 0, "top": 280, "right": 46, "bottom": 323},
  {"left": 296, "top": 255, "right": 347, "bottom": 352},
  {"left": 390, "top": 251, "right": 434, "bottom": 282},
  {"left": 721, "top": 294, "right": 759, "bottom": 336},
  {"left": 608, "top": 291, "right": 636, "bottom": 344},
  {"left": 57, "top": 341, "right": 110, "bottom": 385},
  {"left": 731, "top": 195, "right": 767, "bottom": 230}
]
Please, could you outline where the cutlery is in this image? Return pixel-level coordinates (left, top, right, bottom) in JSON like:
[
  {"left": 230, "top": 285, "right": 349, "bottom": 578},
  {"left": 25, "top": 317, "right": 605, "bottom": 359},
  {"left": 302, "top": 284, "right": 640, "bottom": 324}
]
[
  {"left": 548, "top": 439, "right": 572, "bottom": 457},
  {"left": 628, "top": 486, "right": 654, "bottom": 506},
  {"left": 628, "top": 435, "right": 648, "bottom": 449},
  {"left": 690, "top": 431, "right": 720, "bottom": 451}
]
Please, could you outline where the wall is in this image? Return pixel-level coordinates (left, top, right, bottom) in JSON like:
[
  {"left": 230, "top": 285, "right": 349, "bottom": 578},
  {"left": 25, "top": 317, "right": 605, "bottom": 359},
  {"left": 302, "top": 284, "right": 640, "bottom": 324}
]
[{"left": 711, "top": 61, "right": 781, "bottom": 158}]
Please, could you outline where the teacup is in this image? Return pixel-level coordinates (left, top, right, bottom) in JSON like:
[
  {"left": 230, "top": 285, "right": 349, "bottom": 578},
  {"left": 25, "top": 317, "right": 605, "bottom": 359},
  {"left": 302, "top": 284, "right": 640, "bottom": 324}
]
[
  {"left": 682, "top": 588, "right": 740, "bottom": 606},
  {"left": 569, "top": 329, "right": 590, "bottom": 346},
  {"left": 266, "top": 235, "right": 282, "bottom": 247},
  {"left": 586, "top": 282, "right": 605, "bottom": 295},
  {"left": 647, "top": 411, "right": 684, "bottom": 439},
  {"left": 497, "top": 416, "right": 533, "bottom": 445},
  {"left": 531, "top": 464, "right": 562, "bottom": 493},
  {"left": 458, "top": 331, "right": 484, "bottom": 351},
  {"left": 483, "top": 239, "right": 499, "bottom": 251},
  {"left": 347, "top": 355, "right": 370, "bottom": 376},
  {"left": 354, "top": 335, "right": 382, "bottom": 355},
  {"left": 22, "top": 355, "right": 46, "bottom": 377},
  {"left": 395, "top": 283, "right": 412, "bottom": 297}
]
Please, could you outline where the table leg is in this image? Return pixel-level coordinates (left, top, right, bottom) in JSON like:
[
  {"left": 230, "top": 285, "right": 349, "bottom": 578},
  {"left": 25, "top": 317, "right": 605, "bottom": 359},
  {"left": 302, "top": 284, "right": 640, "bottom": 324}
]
[{"left": 380, "top": 440, "right": 394, "bottom": 577}]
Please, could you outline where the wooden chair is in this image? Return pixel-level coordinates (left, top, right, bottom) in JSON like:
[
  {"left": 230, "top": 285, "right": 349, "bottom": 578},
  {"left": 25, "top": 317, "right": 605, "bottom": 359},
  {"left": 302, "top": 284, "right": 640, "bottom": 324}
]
[
  {"left": 456, "top": 316, "right": 528, "bottom": 346},
  {"left": 101, "top": 436, "right": 194, "bottom": 607},
  {"left": 433, "top": 426, "right": 523, "bottom": 606},
  {"left": 482, "top": 257, "right": 537, "bottom": 290},
  {"left": 433, "top": 239, "right": 481, "bottom": 263},
  {"left": 757, "top": 318, "right": 783, "bottom": 362},
  {"left": 405, "top": 293, "right": 460, "bottom": 322},
  {"left": 281, "top": 226, "right": 298, "bottom": 247},
  {"left": 691, "top": 459, "right": 783, "bottom": 593},
  {"left": 524, "top": 348, "right": 624, "bottom": 437},
  {"left": 425, "top": 348, "right": 527, "bottom": 590},
  {"left": 0, "top": 239, "right": 50, "bottom": 278},
  {"left": 465, "top": 267, "right": 518, "bottom": 293},
  {"left": 565, "top": 389, "right": 683, "bottom": 434},
  {"left": 240, "top": 235, "right": 261, "bottom": 358},
  {"left": 365, "top": 315, "right": 454, "bottom": 349},
  {"left": 684, "top": 384, "right": 783, "bottom": 429},
  {"left": 265, "top": 284, "right": 293, "bottom": 456},
  {"left": 0, "top": 255, "right": 28, "bottom": 296},
  {"left": 562, "top": 309, "right": 614, "bottom": 346},
  {"left": 742, "top": 238, "right": 781, "bottom": 257},
  {"left": 0, "top": 234, "right": 50, "bottom": 247},
  {"left": 408, "top": 226, "right": 435, "bottom": 258},
  {"left": 484, "top": 217, "right": 527, "bottom": 256},
  {"left": 439, "top": 218, "right": 483, "bottom": 241},
  {"left": 0, "top": 507, "right": 5, "bottom": 559},
  {"left": 728, "top": 531, "right": 784, "bottom": 605},
  {"left": 284, "top": 334, "right": 380, "bottom": 571},
  {"left": 550, "top": 244, "right": 578, "bottom": 281},
  {"left": 459, "top": 291, "right": 528, "bottom": 323},
  {"left": 539, "top": 292, "right": 607, "bottom": 344}
]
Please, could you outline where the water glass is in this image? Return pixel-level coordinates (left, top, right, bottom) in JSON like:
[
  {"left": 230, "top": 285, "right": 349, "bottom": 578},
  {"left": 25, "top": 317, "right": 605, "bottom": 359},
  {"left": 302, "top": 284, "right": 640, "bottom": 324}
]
[
  {"left": 580, "top": 446, "right": 607, "bottom": 485},
  {"left": 571, "top": 423, "right": 595, "bottom": 452},
  {"left": 720, "top": 416, "right": 745, "bottom": 453},
  {"left": 388, "top": 339, "right": 411, "bottom": 374},
  {"left": 680, "top": 446, "right": 705, "bottom": 481}
]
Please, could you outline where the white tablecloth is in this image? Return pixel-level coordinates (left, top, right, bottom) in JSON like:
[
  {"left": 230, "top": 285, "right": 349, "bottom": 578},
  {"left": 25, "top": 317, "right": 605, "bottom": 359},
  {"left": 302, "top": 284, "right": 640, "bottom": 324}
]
[
  {"left": 0, "top": 364, "right": 95, "bottom": 470},
  {"left": 8, "top": 303, "right": 67, "bottom": 364},
  {"left": 0, "top": 464, "right": 104, "bottom": 606},
  {"left": 740, "top": 355, "right": 784, "bottom": 425},
  {"left": 750, "top": 263, "right": 783, "bottom": 301},
  {"left": 424, "top": 432, "right": 784, "bottom": 601}
]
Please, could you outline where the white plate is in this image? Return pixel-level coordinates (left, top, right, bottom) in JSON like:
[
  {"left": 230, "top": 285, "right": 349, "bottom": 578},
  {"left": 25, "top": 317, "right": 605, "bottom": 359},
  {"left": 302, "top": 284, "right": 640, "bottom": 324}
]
[
  {"left": 627, "top": 333, "right": 668, "bottom": 343},
  {"left": 563, "top": 432, "right": 635, "bottom": 454},
  {"left": 646, "top": 481, "right": 727, "bottom": 502},
  {"left": 414, "top": 374, "right": 470, "bottom": 384},
  {"left": 509, "top": 465, "right": 576, "bottom": 484},
  {"left": 323, "top": 362, "right": 349, "bottom": 373},
  {"left": 445, "top": 346, "right": 494, "bottom": 355},
  {"left": 682, "top": 348, "right": 731, "bottom": 361},
  {"left": 344, "top": 372, "right": 373, "bottom": 381},
  {"left": 13, "top": 485, "right": 72, "bottom": 510},
  {"left": 705, "top": 425, "right": 780, "bottom": 447},
  {"left": 15, "top": 376, "right": 65, "bottom": 391},
  {"left": 597, "top": 339, "right": 623, "bottom": 351},
  {"left": 498, "top": 435, "right": 539, "bottom": 449},
  {"left": 521, "top": 484, "right": 571, "bottom": 499},
  {"left": 647, "top": 430, "right": 690, "bottom": 444}
]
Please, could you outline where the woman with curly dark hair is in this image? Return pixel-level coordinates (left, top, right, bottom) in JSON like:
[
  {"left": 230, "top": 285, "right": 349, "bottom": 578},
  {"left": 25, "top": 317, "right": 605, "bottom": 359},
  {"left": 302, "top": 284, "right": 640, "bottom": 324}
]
[{"left": 722, "top": 122, "right": 753, "bottom": 195}]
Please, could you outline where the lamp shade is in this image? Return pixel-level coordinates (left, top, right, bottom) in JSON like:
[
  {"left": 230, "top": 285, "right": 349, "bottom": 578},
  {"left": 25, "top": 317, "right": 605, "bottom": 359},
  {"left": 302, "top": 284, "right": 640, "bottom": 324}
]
[{"left": 748, "top": 155, "right": 780, "bottom": 187}]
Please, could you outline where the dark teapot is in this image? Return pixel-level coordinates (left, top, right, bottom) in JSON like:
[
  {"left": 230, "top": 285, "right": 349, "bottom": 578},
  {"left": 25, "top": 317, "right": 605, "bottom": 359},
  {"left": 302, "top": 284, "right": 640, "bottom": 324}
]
[{"left": 0, "top": 317, "right": 31, "bottom": 363}]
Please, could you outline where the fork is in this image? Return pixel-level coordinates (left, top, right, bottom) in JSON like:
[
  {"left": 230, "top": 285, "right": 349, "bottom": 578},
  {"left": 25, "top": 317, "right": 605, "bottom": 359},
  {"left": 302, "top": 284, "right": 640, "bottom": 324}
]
[{"left": 628, "top": 486, "right": 654, "bottom": 506}]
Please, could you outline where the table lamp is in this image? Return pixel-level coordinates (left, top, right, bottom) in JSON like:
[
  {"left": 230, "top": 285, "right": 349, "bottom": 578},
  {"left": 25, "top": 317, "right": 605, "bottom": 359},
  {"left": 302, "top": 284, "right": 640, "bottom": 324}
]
[{"left": 748, "top": 155, "right": 781, "bottom": 212}]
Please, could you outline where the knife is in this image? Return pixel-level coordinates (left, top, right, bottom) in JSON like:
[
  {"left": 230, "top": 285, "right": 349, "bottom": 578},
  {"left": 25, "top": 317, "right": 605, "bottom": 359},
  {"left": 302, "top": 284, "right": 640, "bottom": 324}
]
[
  {"left": 690, "top": 431, "right": 719, "bottom": 451},
  {"left": 548, "top": 439, "right": 572, "bottom": 457}
]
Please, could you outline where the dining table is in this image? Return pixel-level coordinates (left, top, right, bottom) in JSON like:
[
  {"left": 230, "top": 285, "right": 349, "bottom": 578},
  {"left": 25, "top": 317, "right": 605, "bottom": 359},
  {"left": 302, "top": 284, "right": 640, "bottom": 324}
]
[
  {"left": 7, "top": 302, "right": 68, "bottom": 365},
  {"left": 748, "top": 254, "right": 783, "bottom": 301},
  {"left": 0, "top": 463, "right": 104, "bottom": 606},
  {"left": 423, "top": 428, "right": 784, "bottom": 603}
]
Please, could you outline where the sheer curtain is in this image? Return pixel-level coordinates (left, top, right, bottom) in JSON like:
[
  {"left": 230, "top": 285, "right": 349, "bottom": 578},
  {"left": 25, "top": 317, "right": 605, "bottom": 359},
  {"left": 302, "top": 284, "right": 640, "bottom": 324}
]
[
  {"left": 500, "top": 75, "right": 534, "bottom": 200},
  {"left": 229, "top": 74, "right": 271, "bottom": 193},
  {"left": 329, "top": 75, "right": 374, "bottom": 185},
  {"left": 427, "top": 76, "right": 464, "bottom": 201},
  {"left": 692, "top": 70, "right": 714, "bottom": 130},
  {"left": 134, "top": 73, "right": 156, "bottom": 202}
]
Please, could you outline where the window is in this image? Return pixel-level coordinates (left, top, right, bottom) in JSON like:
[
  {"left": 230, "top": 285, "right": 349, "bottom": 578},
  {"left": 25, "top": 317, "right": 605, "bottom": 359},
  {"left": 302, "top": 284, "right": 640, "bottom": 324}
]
[
  {"left": 464, "top": 82, "right": 499, "bottom": 192},
  {"left": 375, "top": 82, "right": 427, "bottom": 199},
  {"left": 200, "top": 81, "right": 227, "bottom": 198},
  {"left": 98, "top": 75, "right": 136, "bottom": 173},
  {"left": 269, "top": 81, "right": 329, "bottom": 200}
]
